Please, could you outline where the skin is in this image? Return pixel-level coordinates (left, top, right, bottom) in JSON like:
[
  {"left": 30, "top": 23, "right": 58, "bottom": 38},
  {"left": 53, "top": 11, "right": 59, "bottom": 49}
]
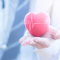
[{"left": 19, "top": 25, "right": 60, "bottom": 49}]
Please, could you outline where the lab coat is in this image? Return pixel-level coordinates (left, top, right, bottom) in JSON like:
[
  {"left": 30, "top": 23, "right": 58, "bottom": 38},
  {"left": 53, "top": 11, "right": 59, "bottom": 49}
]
[
  {"left": 20, "top": 0, "right": 60, "bottom": 60},
  {"left": 0, "top": 0, "right": 19, "bottom": 59}
]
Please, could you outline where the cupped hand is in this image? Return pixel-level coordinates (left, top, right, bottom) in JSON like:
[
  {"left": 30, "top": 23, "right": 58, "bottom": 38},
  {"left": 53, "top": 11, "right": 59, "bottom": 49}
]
[{"left": 19, "top": 25, "right": 60, "bottom": 49}]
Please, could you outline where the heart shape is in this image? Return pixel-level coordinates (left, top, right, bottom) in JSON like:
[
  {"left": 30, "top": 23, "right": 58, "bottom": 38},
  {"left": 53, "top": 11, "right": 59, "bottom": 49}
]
[{"left": 24, "top": 12, "right": 50, "bottom": 37}]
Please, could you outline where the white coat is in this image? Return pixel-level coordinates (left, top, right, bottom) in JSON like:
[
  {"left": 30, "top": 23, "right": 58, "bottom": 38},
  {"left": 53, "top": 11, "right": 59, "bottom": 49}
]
[{"left": 29, "top": 0, "right": 60, "bottom": 60}]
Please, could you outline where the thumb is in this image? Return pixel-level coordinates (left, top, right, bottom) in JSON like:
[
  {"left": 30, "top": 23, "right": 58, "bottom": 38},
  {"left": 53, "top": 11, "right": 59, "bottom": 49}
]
[{"left": 50, "top": 26, "right": 60, "bottom": 39}]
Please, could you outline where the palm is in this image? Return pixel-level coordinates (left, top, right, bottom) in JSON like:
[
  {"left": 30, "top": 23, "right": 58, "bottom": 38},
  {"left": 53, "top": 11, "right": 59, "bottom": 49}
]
[{"left": 20, "top": 26, "right": 60, "bottom": 49}]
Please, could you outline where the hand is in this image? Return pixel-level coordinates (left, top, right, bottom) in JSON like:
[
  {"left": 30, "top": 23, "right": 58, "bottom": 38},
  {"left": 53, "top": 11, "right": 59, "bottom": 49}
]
[{"left": 19, "top": 25, "right": 60, "bottom": 49}]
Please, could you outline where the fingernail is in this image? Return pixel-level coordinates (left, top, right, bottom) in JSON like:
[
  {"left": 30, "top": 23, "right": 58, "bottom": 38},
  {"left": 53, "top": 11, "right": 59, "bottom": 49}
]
[
  {"left": 22, "top": 43, "right": 27, "bottom": 46},
  {"left": 19, "top": 39, "right": 23, "bottom": 43},
  {"left": 22, "top": 43, "right": 25, "bottom": 46}
]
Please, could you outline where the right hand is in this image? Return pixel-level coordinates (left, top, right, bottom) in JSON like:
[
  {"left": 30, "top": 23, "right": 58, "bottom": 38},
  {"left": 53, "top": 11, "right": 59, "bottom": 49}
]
[{"left": 19, "top": 26, "right": 60, "bottom": 49}]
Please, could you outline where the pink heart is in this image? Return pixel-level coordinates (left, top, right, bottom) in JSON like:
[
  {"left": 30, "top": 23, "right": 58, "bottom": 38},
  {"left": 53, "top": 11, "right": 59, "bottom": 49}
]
[{"left": 24, "top": 12, "right": 50, "bottom": 37}]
